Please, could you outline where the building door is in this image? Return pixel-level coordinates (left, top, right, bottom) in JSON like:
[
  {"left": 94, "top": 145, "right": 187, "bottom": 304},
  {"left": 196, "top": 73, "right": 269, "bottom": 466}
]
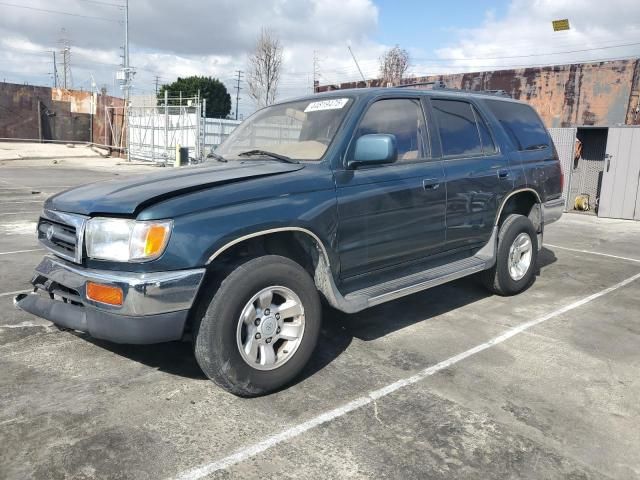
[{"left": 598, "top": 127, "right": 640, "bottom": 220}]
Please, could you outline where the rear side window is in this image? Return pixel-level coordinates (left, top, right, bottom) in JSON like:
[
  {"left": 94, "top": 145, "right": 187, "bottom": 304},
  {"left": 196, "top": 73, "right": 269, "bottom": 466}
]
[
  {"left": 485, "top": 100, "right": 549, "bottom": 151},
  {"left": 432, "top": 99, "right": 484, "bottom": 157}
]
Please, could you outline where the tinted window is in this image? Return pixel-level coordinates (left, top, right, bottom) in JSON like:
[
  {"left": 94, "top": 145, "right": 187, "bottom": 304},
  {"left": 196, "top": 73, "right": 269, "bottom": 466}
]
[
  {"left": 356, "top": 99, "right": 427, "bottom": 161},
  {"left": 432, "top": 99, "right": 483, "bottom": 156},
  {"left": 485, "top": 100, "right": 549, "bottom": 151},
  {"left": 474, "top": 107, "right": 497, "bottom": 155}
]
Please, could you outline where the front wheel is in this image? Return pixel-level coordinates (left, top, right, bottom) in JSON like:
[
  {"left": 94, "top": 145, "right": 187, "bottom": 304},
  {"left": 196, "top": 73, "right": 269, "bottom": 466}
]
[
  {"left": 193, "top": 255, "right": 321, "bottom": 397},
  {"left": 480, "top": 214, "right": 538, "bottom": 296}
]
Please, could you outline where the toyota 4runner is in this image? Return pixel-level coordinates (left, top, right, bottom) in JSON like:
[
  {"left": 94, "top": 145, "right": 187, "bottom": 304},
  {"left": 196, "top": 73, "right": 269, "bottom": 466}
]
[{"left": 15, "top": 88, "right": 563, "bottom": 396}]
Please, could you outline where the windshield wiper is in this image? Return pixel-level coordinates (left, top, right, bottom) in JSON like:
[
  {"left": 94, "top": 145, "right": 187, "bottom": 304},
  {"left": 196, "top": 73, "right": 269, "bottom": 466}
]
[
  {"left": 207, "top": 151, "right": 227, "bottom": 162},
  {"left": 237, "top": 149, "right": 299, "bottom": 164}
]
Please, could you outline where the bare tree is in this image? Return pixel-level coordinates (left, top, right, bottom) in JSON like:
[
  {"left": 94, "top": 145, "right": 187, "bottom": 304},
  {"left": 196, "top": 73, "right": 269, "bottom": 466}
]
[
  {"left": 247, "top": 28, "right": 283, "bottom": 108},
  {"left": 379, "top": 45, "right": 410, "bottom": 87}
]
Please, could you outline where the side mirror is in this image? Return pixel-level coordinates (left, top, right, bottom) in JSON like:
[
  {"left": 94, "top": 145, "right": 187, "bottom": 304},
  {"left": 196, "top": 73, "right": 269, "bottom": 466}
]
[{"left": 348, "top": 134, "right": 397, "bottom": 169}]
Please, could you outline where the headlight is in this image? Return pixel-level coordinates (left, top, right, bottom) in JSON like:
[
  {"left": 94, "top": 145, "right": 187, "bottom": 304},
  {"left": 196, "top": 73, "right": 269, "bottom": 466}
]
[{"left": 85, "top": 218, "right": 172, "bottom": 262}]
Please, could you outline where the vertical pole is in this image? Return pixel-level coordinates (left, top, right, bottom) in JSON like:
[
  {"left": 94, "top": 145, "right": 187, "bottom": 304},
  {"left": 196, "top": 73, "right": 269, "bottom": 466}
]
[
  {"left": 104, "top": 105, "right": 107, "bottom": 146},
  {"left": 235, "top": 70, "right": 242, "bottom": 120},
  {"left": 202, "top": 98, "right": 206, "bottom": 159},
  {"left": 90, "top": 93, "right": 93, "bottom": 143},
  {"left": 52, "top": 51, "right": 57, "bottom": 88},
  {"left": 124, "top": 0, "right": 131, "bottom": 161},
  {"left": 37, "top": 100, "right": 43, "bottom": 143},
  {"left": 164, "top": 89, "right": 168, "bottom": 163}
]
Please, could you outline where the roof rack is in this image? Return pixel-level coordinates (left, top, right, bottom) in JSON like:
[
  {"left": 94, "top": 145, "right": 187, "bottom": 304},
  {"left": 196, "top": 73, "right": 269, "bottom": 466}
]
[
  {"left": 395, "top": 81, "right": 511, "bottom": 98},
  {"left": 396, "top": 81, "right": 447, "bottom": 89}
]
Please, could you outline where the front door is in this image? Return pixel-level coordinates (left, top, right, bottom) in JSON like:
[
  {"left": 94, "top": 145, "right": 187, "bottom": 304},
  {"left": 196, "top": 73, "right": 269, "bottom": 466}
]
[
  {"left": 598, "top": 127, "right": 640, "bottom": 220},
  {"left": 335, "top": 97, "right": 447, "bottom": 279}
]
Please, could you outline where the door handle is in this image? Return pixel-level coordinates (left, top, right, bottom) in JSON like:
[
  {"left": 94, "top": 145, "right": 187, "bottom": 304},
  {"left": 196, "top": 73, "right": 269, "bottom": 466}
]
[
  {"left": 498, "top": 169, "right": 510, "bottom": 179},
  {"left": 423, "top": 179, "right": 440, "bottom": 190}
]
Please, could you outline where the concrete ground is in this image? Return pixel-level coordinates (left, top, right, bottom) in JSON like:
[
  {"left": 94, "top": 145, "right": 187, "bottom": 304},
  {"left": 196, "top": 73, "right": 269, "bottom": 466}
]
[{"left": 1, "top": 160, "right": 639, "bottom": 480}]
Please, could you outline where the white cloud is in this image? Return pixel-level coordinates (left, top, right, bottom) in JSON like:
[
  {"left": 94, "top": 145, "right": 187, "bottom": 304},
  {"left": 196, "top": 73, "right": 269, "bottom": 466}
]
[
  {"left": 0, "top": 0, "right": 380, "bottom": 114},
  {"left": 419, "top": 0, "right": 640, "bottom": 76},
  {"left": 2, "top": 0, "right": 638, "bottom": 117}
]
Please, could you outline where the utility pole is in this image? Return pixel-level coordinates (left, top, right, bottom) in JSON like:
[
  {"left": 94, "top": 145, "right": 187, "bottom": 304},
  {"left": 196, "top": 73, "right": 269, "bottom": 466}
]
[
  {"left": 347, "top": 45, "right": 367, "bottom": 85},
  {"left": 58, "top": 29, "right": 72, "bottom": 89},
  {"left": 52, "top": 51, "right": 58, "bottom": 88},
  {"left": 154, "top": 75, "right": 160, "bottom": 95},
  {"left": 121, "top": 0, "right": 134, "bottom": 162},
  {"left": 234, "top": 70, "right": 243, "bottom": 120},
  {"left": 313, "top": 50, "right": 319, "bottom": 93}
]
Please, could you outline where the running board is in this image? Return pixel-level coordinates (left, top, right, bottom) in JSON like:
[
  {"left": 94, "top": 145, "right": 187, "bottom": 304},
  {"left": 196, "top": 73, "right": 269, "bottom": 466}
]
[
  {"left": 344, "top": 256, "right": 487, "bottom": 308},
  {"left": 315, "top": 227, "right": 497, "bottom": 314}
]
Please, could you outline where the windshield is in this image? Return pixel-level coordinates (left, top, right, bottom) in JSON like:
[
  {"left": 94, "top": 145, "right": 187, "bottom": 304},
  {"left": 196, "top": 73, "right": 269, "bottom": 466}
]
[{"left": 215, "top": 97, "right": 353, "bottom": 161}]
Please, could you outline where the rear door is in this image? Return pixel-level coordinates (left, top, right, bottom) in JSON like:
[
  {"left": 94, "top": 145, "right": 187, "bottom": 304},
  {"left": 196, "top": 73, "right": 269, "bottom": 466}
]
[
  {"left": 430, "top": 97, "right": 513, "bottom": 252},
  {"left": 335, "top": 97, "right": 447, "bottom": 279},
  {"left": 598, "top": 127, "right": 640, "bottom": 220}
]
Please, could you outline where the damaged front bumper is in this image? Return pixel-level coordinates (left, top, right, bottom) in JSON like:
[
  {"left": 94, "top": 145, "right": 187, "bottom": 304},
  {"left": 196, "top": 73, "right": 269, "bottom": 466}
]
[{"left": 14, "top": 256, "right": 205, "bottom": 344}]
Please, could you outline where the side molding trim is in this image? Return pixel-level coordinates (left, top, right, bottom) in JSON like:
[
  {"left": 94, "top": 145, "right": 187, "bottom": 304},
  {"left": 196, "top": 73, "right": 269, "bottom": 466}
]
[{"left": 206, "top": 227, "right": 332, "bottom": 265}]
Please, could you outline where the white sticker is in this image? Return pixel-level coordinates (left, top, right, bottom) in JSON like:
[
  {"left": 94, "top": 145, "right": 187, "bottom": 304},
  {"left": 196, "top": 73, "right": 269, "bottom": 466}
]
[{"left": 304, "top": 98, "right": 349, "bottom": 113}]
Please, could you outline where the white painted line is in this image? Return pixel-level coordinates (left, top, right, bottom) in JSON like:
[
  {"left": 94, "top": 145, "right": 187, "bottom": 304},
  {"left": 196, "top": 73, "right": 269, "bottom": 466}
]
[
  {"left": 0, "top": 289, "right": 30, "bottom": 298},
  {"left": 174, "top": 271, "right": 640, "bottom": 480},
  {"left": 1, "top": 200, "right": 43, "bottom": 204},
  {"left": 0, "top": 248, "right": 42, "bottom": 256},
  {"left": 0, "top": 212, "right": 41, "bottom": 217},
  {"left": 545, "top": 243, "right": 640, "bottom": 264},
  {"left": 0, "top": 321, "right": 52, "bottom": 330}
]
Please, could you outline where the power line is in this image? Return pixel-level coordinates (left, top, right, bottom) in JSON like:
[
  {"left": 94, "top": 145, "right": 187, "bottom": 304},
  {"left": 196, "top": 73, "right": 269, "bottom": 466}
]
[
  {"left": 410, "top": 40, "right": 640, "bottom": 62},
  {"left": 0, "top": 1, "right": 121, "bottom": 21},
  {"left": 73, "top": 0, "right": 124, "bottom": 7}
]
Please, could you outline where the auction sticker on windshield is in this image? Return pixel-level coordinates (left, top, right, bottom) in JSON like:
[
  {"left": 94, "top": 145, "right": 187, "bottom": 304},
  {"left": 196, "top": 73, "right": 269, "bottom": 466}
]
[{"left": 304, "top": 98, "right": 349, "bottom": 113}]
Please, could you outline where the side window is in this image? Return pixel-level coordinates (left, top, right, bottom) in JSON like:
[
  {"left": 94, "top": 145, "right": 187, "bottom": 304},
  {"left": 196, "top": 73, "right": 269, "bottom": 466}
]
[
  {"left": 356, "top": 99, "right": 427, "bottom": 161},
  {"left": 432, "top": 99, "right": 483, "bottom": 157},
  {"left": 473, "top": 107, "right": 497, "bottom": 155},
  {"left": 485, "top": 100, "right": 549, "bottom": 151}
]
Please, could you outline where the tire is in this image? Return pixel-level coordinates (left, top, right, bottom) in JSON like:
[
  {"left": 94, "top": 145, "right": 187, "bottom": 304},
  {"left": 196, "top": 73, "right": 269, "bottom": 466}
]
[
  {"left": 193, "top": 255, "right": 322, "bottom": 397},
  {"left": 480, "top": 214, "right": 538, "bottom": 296}
]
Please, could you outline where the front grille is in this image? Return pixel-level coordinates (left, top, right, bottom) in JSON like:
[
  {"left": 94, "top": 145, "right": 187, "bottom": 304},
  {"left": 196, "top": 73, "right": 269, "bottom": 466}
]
[{"left": 37, "top": 210, "right": 88, "bottom": 263}]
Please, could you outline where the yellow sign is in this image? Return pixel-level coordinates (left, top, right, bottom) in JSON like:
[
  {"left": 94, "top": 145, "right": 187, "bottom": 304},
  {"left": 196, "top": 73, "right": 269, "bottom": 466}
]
[{"left": 552, "top": 19, "right": 570, "bottom": 31}]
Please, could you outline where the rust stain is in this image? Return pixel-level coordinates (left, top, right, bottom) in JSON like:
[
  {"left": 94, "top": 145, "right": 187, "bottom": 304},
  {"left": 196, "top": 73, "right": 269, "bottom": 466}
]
[{"left": 318, "top": 59, "right": 640, "bottom": 128}]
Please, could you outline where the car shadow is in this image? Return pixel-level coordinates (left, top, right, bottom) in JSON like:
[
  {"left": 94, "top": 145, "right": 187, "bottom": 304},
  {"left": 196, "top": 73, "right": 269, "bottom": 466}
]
[{"left": 81, "top": 247, "right": 558, "bottom": 386}]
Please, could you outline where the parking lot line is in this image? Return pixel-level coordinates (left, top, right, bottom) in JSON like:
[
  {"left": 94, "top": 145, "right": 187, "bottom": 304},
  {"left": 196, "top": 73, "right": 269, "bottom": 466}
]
[
  {"left": 0, "top": 212, "right": 41, "bottom": 216},
  {"left": 0, "top": 289, "right": 30, "bottom": 298},
  {"left": 2, "top": 200, "right": 43, "bottom": 204},
  {"left": 0, "top": 249, "right": 42, "bottom": 256},
  {"left": 545, "top": 243, "right": 640, "bottom": 264},
  {"left": 174, "top": 271, "right": 640, "bottom": 480}
]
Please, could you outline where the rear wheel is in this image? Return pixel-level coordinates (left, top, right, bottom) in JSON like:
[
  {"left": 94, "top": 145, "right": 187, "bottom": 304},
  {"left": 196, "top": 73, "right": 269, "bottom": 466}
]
[
  {"left": 193, "top": 255, "right": 321, "bottom": 397},
  {"left": 481, "top": 214, "right": 538, "bottom": 296}
]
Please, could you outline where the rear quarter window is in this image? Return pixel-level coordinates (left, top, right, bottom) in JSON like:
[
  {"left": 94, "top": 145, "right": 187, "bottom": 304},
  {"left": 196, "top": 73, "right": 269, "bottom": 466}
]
[{"left": 485, "top": 100, "right": 549, "bottom": 151}]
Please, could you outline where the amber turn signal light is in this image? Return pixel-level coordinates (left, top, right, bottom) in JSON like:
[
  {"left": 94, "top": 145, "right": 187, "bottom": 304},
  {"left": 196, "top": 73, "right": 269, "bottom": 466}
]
[{"left": 86, "top": 282, "right": 123, "bottom": 306}]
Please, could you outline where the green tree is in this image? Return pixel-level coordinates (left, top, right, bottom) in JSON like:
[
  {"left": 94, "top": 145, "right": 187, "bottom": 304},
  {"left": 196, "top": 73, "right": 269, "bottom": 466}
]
[{"left": 158, "top": 76, "right": 231, "bottom": 118}]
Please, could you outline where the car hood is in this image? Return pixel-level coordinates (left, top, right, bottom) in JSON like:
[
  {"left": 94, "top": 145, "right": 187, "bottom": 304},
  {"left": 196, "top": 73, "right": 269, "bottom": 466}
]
[{"left": 45, "top": 161, "right": 304, "bottom": 216}]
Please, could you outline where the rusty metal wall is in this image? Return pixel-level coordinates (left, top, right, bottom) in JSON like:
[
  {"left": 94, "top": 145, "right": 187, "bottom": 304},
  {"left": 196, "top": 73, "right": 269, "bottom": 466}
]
[
  {"left": 318, "top": 59, "right": 640, "bottom": 128},
  {"left": 0, "top": 82, "right": 124, "bottom": 145}
]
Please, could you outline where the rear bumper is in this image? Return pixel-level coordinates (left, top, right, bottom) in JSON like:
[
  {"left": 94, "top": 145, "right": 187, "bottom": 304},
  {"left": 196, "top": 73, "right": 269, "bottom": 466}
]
[
  {"left": 543, "top": 198, "right": 564, "bottom": 226},
  {"left": 15, "top": 256, "right": 205, "bottom": 344}
]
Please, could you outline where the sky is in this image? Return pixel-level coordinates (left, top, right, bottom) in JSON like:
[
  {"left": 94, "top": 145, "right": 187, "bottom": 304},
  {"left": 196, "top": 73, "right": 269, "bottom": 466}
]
[{"left": 1, "top": 0, "right": 639, "bottom": 118}]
